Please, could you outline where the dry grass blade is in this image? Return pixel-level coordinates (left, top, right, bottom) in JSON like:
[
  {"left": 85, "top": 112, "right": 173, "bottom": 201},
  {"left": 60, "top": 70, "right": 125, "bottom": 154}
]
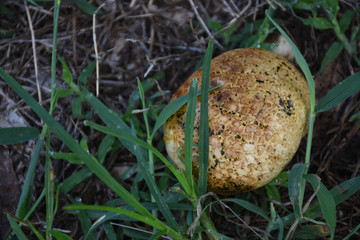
[
  {"left": 24, "top": 0, "right": 42, "bottom": 104},
  {"left": 93, "top": 3, "right": 105, "bottom": 97}
]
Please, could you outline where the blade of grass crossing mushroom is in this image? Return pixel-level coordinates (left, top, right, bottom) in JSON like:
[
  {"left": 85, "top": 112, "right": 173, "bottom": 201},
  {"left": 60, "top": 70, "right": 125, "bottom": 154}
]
[
  {"left": 184, "top": 78, "right": 198, "bottom": 187},
  {"left": 266, "top": 12, "right": 315, "bottom": 110},
  {"left": 266, "top": 11, "right": 317, "bottom": 169},
  {"left": 151, "top": 84, "right": 222, "bottom": 139},
  {"left": 305, "top": 175, "right": 336, "bottom": 239},
  {"left": 198, "top": 37, "right": 214, "bottom": 196}
]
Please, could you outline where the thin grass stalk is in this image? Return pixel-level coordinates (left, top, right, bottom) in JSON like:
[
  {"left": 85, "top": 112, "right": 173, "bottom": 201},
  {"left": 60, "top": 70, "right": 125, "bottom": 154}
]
[
  {"left": 24, "top": 189, "right": 45, "bottom": 221},
  {"left": 7, "top": 215, "right": 28, "bottom": 240},
  {"left": 27, "top": 220, "right": 45, "bottom": 240},
  {"left": 197, "top": 37, "right": 214, "bottom": 196},
  {"left": 50, "top": 0, "right": 60, "bottom": 105},
  {"left": 184, "top": 78, "right": 198, "bottom": 190},
  {"left": 304, "top": 113, "right": 316, "bottom": 167},
  {"left": 16, "top": 138, "right": 44, "bottom": 218},
  {"left": 137, "top": 78, "right": 158, "bottom": 221},
  {"left": 44, "top": 1, "right": 61, "bottom": 238},
  {"left": 45, "top": 132, "right": 54, "bottom": 239}
]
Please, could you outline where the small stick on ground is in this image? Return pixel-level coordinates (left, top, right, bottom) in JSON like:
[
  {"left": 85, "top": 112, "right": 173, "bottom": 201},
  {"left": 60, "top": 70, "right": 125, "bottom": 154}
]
[{"left": 93, "top": 3, "right": 105, "bottom": 97}]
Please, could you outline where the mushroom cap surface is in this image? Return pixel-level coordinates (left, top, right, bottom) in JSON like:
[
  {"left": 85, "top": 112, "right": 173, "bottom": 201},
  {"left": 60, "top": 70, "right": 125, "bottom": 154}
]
[{"left": 164, "top": 48, "right": 310, "bottom": 195}]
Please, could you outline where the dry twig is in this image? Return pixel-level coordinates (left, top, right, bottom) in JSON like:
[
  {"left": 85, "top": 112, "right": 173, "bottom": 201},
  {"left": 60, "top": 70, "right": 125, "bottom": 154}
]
[{"left": 24, "top": 0, "right": 42, "bottom": 104}]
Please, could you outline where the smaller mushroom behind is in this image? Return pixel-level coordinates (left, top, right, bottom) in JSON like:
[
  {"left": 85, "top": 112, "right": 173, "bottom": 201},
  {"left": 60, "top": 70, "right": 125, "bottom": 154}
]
[{"left": 164, "top": 48, "right": 310, "bottom": 195}]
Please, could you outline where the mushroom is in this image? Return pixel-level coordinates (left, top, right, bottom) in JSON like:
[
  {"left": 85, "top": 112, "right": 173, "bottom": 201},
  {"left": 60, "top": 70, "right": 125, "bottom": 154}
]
[{"left": 164, "top": 48, "right": 310, "bottom": 195}]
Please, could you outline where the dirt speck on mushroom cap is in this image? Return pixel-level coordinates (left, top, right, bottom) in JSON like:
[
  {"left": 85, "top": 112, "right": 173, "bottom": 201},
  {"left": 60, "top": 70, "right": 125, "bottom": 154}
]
[{"left": 164, "top": 48, "right": 310, "bottom": 195}]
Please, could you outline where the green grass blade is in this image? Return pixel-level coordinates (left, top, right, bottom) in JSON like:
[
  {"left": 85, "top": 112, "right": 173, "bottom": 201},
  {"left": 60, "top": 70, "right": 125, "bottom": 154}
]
[
  {"left": 27, "top": 220, "right": 45, "bottom": 240},
  {"left": 328, "top": 176, "right": 360, "bottom": 203},
  {"left": 78, "top": 61, "right": 96, "bottom": 90},
  {"left": 103, "top": 221, "right": 117, "bottom": 240},
  {"left": 0, "top": 67, "right": 157, "bottom": 224},
  {"left": 266, "top": 12, "right": 315, "bottom": 111},
  {"left": 151, "top": 85, "right": 222, "bottom": 139},
  {"left": 23, "top": 189, "right": 45, "bottom": 222},
  {"left": 64, "top": 205, "right": 187, "bottom": 240},
  {"left": 339, "top": 10, "right": 355, "bottom": 33},
  {"left": 74, "top": 202, "right": 96, "bottom": 240},
  {"left": 52, "top": 152, "right": 83, "bottom": 164},
  {"left": 206, "top": 229, "right": 234, "bottom": 240},
  {"left": 58, "top": 56, "right": 73, "bottom": 88},
  {"left": 59, "top": 135, "right": 114, "bottom": 193},
  {"left": 0, "top": 127, "right": 39, "bottom": 145},
  {"left": 198, "top": 37, "right": 213, "bottom": 196},
  {"left": 7, "top": 214, "right": 28, "bottom": 240},
  {"left": 68, "top": 0, "right": 103, "bottom": 16},
  {"left": 59, "top": 168, "right": 93, "bottom": 193},
  {"left": 288, "top": 163, "right": 307, "bottom": 219},
  {"left": 343, "top": 223, "right": 360, "bottom": 240},
  {"left": 45, "top": 131, "right": 54, "bottom": 237},
  {"left": 315, "top": 71, "right": 360, "bottom": 113},
  {"left": 81, "top": 90, "right": 138, "bottom": 156},
  {"left": 184, "top": 78, "right": 198, "bottom": 186},
  {"left": 97, "top": 134, "right": 115, "bottom": 163},
  {"left": 222, "top": 198, "right": 270, "bottom": 221},
  {"left": 276, "top": 214, "right": 284, "bottom": 240},
  {"left": 49, "top": 230, "right": 73, "bottom": 240},
  {"left": 317, "top": 41, "right": 343, "bottom": 74},
  {"left": 273, "top": 176, "right": 360, "bottom": 230},
  {"left": 134, "top": 146, "right": 179, "bottom": 230},
  {"left": 305, "top": 175, "right": 336, "bottom": 239},
  {"left": 84, "top": 120, "right": 191, "bottom": 194},
  {"left": 16, "top": 138, "right": 43, "bottom": 218},
  {"left": 149, "top": 231, "right": 164, "bottom": 240}
]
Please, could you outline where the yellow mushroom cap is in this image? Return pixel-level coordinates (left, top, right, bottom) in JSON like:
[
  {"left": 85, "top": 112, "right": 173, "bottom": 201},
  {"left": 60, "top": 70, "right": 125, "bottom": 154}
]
[{"left": 164, "top": 48, "right": 310, "bottom": 195}]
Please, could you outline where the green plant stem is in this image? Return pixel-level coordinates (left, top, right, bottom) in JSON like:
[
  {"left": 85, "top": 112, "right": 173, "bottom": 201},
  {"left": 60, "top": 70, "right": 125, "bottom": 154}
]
[
  {"left": 137, "top": 78, "right": 158, "bottom": 229},
  {"left": 304, "top": 112, "right": 316, "bottom": 169},
  {"left": 45, "top": 132, "right": 54, "bottom": 240},
  {"left": 44, "top": 1, "right": 61, "bottom": 238},
  {"left": 50, "top": 0, "right": 60, "bottom": 103}
]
